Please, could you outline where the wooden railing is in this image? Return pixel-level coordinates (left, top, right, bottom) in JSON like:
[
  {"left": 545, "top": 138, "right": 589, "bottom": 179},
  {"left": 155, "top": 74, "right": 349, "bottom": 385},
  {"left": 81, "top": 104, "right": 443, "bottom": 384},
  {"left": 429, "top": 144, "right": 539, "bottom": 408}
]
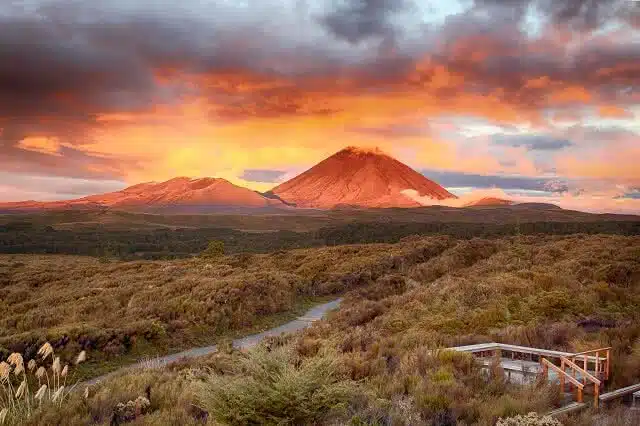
[
  {"left": 567, "top": 347, "right": 611, "bottom": 381},
  {"left": 561, "top": 357, "right": 601, "bottom": 386},
  {"left": 542, "top": 356, "right": 604, "bottom": 407},
  {"left": 561, "top": 356, "right": 602, "bottom": 407},
  {"left": 449, "top": 342, "right": 613, "bottom": 409},
  {"left": 541, "top": 358, "right": 585, "bottom": 403}
]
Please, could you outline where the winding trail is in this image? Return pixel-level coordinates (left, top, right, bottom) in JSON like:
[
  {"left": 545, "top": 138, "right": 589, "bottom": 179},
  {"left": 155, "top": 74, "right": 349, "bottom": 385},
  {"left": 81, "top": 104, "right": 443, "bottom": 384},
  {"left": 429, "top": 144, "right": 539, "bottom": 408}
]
[{"left": 82, "top": 299, "right": 342, "bottom": 387}]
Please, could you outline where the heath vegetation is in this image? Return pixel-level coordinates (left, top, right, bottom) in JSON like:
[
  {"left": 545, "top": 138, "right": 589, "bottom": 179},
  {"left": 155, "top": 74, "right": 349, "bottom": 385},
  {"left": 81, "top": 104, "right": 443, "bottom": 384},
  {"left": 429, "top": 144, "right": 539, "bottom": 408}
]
[{"left": 1, "top": 234, "right": 639, "bottom": 424}]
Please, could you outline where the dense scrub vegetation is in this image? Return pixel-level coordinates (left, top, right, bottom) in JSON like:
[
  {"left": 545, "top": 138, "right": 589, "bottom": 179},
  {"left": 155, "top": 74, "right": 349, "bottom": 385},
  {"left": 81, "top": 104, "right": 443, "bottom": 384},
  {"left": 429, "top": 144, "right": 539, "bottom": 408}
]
[
  {"left": 1, "top": 234, "right": 639, "bottom": 424},
  {"left": 297, "top": 234, "right": 640, "bottom": 424},
  {"left": 0, "top": 238, "right": 451, "bottom": 372},
  {"left": 1, "top": 217, "right": 638, "bottom": 259}
]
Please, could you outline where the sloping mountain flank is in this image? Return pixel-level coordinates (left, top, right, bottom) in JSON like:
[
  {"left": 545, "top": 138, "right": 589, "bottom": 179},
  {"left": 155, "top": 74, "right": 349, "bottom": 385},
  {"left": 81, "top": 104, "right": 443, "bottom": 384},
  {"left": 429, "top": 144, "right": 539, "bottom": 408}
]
[
  {"left": 0, "top": 178, "right": 286, "bottom": 213},
  {"left": 271, "top": 146, "right": 457, "bottom": 208}
]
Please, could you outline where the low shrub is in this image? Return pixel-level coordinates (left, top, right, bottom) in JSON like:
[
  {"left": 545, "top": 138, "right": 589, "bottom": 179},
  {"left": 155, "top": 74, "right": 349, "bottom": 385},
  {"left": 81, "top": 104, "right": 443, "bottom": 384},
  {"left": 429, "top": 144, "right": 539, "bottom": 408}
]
[
  {"left": 496, "top": 412, "right": 562, "bottom": 426},
  {"left": 193, "top": 345, "right": 356, "bottom": 425}
]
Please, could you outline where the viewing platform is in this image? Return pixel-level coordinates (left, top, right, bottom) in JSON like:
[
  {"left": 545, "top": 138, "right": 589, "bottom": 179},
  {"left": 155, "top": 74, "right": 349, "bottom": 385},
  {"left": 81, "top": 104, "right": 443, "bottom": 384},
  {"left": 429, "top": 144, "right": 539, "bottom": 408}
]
[{"left": 446, "top": 342, "right": 611, "bottom": 409}]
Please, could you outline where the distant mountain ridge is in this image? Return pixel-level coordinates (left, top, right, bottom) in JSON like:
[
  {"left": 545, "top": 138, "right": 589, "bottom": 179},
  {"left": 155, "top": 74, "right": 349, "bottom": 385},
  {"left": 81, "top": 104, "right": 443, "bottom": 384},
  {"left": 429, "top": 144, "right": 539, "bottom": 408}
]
[
  {"left": 0, "top": 177, "right": 286, "bottom": 214},
  {"left": 1, "top": 147, "right": 522, "bottom": 213}
]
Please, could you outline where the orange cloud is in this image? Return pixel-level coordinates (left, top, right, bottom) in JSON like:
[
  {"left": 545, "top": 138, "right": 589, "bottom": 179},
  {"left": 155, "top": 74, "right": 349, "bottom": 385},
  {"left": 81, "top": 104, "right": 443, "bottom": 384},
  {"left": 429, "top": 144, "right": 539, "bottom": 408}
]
[
  {"left": 597, "top": 105, "right": 634, "bottom": 119},
  {"left": 549, "top": 86, "right": 592, "bottom": 104},
  {"left": 70, "top": 52, "right": 633, "bottom": 193},
  {"left": 524, "top": 76, "right": 552, "bottom": 89},
  {"left": 555, "top": 145, "right": 640, "bottom": 184},
  {"left": 16, "top": 136, "right": 63, "bottom": 156}
]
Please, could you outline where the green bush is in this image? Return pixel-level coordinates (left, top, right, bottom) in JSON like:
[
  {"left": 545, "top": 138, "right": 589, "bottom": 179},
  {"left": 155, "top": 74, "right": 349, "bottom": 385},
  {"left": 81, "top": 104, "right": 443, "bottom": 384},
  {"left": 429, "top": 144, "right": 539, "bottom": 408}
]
[
  {"left": 193, "top": 345, "right": 355, "bottom": 425},
  {"left": 200, "top": 240, "right": 224, "bottom": 258}
]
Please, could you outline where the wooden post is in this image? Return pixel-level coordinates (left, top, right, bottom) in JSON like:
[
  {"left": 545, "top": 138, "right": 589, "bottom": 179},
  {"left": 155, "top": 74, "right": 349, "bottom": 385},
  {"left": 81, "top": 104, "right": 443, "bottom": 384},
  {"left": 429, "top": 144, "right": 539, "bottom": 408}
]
[
  {"left": 577, "top": 387, "right": 583, "bottom": 403},
  {"left": 583, "top": 355, "right": 588, "bottom": 382},
  {"left": 595, "top": 352, "right": 599, "bottom": 378},
  {"left": 594, "top": 384, "right": 599, "bottom": 409},
  {"left": 605, "top": 349, "right": 610, "bottom": 381},
  {"left": 560, "top": 360, "right": 566, "bottom": 392}
]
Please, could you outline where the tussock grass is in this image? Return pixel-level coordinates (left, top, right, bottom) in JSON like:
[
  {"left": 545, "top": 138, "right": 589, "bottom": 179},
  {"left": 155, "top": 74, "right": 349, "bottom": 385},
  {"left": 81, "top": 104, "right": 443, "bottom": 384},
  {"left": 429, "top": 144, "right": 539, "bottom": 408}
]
[{"left": 0, "top": 343, "right": 85, "bottom": 425}]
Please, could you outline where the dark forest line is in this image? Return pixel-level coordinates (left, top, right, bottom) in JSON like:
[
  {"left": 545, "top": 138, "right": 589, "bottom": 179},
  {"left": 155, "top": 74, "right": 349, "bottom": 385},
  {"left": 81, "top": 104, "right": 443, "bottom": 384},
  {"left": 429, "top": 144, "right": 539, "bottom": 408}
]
[{"left": 1, "top": 219, "right": 638, "bottom": 259}]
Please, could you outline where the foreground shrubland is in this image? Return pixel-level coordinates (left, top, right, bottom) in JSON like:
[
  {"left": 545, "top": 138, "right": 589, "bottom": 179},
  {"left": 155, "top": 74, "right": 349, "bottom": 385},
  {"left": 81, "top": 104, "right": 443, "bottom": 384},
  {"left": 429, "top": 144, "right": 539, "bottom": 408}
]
[{"left": 1, "top": 234, "right": 639, "bottom": 424}]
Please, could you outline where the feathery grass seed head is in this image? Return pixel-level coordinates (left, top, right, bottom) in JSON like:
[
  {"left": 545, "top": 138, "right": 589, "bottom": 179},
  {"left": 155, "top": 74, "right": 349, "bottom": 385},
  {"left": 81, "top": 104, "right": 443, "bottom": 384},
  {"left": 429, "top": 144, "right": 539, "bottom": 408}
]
[
  {"left": 27, "top": 359, "right": 36, "bottom": 371},
  {"left": 15, "top": 380, "right": 27, "bottom": 399},
  {"left": 52, "top": 357, "right": 61, "bottom": 375},
  {"left": 52, "top": 386, "right": 64, "bottom": 402},
  {"left": 75, "top": 350, "right": 87, "bottom": 365},
  {"left": 35, "top": 384, "right": 47, "bottom": 401},
  {"left": 61, "top": 365, "right": 68, "bottom": 378},
  {"left": 0, "top": 362, "right": 9, "bottom": 382},
  {"left": 7, "top": 353, "right": 23, "bottom": 367},
  {"left": 0, "top": 407, "right": 8, "bottom": 425},
  {"left": 35, "top": 366, "right": 46, "bottom": 379},
  {"left": 38, "top": 343, "right": 54, "bottom": 360}
]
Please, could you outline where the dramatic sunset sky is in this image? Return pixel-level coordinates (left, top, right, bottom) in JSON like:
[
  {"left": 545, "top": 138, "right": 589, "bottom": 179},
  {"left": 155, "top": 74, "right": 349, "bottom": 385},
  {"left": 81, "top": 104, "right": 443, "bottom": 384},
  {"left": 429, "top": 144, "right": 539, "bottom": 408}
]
[{"left": 1, "top": 0, "right": 639, "bottom": 213}]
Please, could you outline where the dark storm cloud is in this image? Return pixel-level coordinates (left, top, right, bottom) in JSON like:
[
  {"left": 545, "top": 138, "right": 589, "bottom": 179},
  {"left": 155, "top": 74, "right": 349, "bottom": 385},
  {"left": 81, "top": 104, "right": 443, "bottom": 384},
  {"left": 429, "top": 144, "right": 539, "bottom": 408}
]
[
  {"left": 428, "top": 1, "right": 639, "bottom": 109},
  {"left": 0, "top": 0, "right": 637, "bottom": 158},
  {"left": 0, "top": 5, "right": 185, "bottom": 163},
  {"left": 240, "top": 169, "right": 288, "bottom": 183},
  {"left": 492, "top": 135, "right": 574, "bottom": 151},
  {"left": 421, "top": 169, "right": 569, "bottom": 192},
  {"left": 474, "top": 0, "right": 635, "bottom": 31},
  {"left": 0, "top": 0, "right": 396, "bottom": 146},
  {"left": 320, "top": 0, "right": 411, "bottom": 43}
]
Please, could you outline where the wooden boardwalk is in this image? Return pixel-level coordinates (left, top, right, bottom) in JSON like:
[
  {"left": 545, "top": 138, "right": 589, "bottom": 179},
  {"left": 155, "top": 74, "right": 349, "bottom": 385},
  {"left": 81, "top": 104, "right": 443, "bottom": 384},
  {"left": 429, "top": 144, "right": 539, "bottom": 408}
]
[
  {"left": 547, "top": 402, "right": 587, "bottom": 417},
  {"left": 599, "top": 383, "right": 640, "bottom": 403},
  {"left": 447, "top": 342, "right": 612, "bottom": 411},
  {"left": 447, "top": 342, "right": 640, "bottom": 416}
]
